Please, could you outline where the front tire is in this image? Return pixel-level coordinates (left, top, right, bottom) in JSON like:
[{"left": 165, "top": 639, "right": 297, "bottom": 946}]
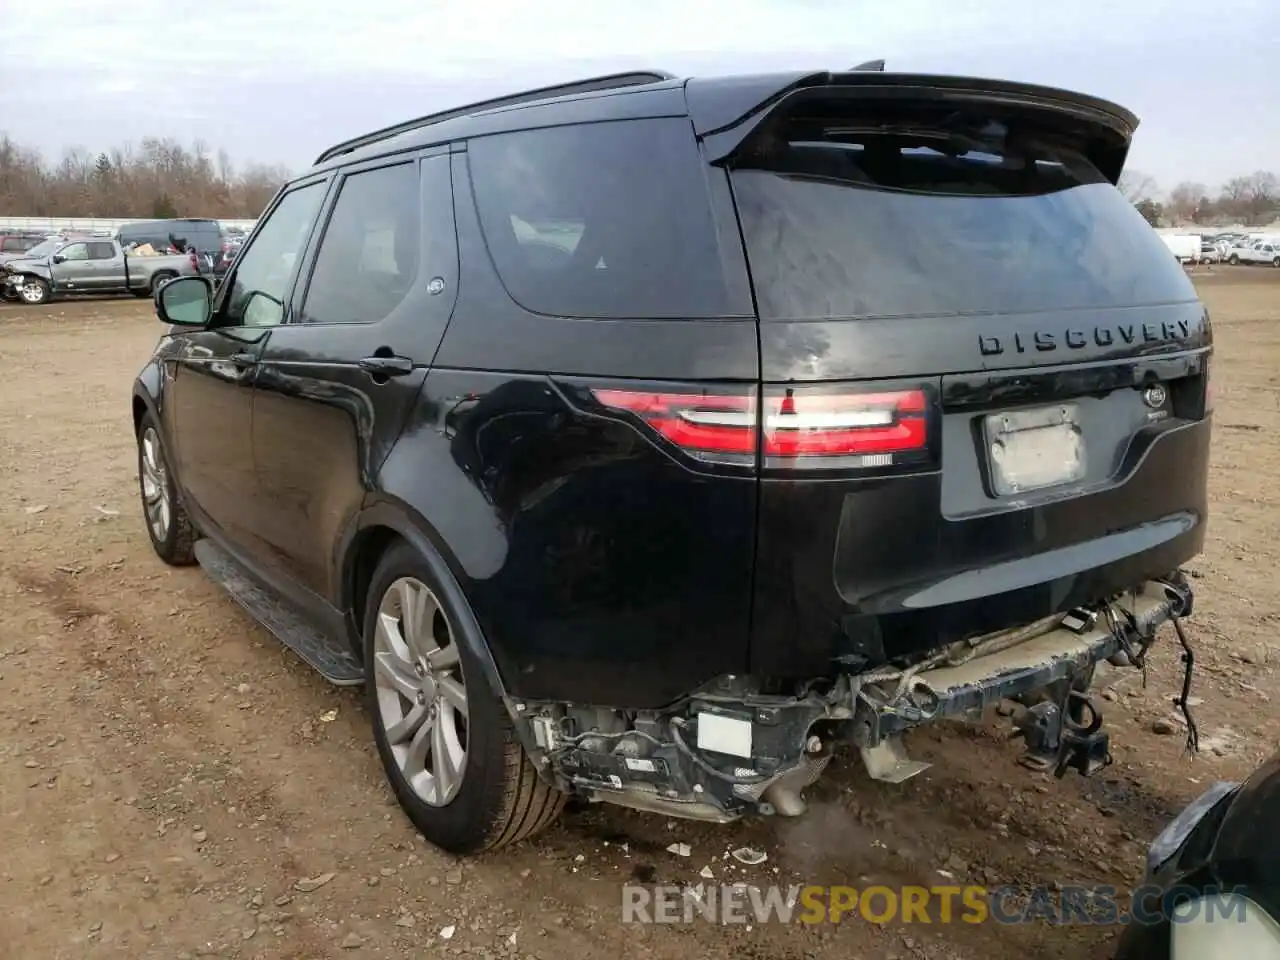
[
  {"left": 17, "top": 276, "right": 50, "bottom": 305},
  {"left": 136, "top": 412, "right": 197, "bottom": 565},
  {"left": 364, "top": 542, "right": 565, "bottom": 854}
]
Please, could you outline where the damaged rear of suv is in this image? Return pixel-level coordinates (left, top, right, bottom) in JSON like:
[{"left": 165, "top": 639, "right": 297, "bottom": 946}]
[
  {"left": 135, "top": 66, "right": 1211, "bottom": 853},
  {"left": 521, "top": 71, "right": 1211, "bottom": 825}
]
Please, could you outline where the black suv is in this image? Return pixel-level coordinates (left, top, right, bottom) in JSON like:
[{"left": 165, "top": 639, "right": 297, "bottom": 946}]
[{"left": 132, "top": 68, "right": 1214, "bottom": 854}]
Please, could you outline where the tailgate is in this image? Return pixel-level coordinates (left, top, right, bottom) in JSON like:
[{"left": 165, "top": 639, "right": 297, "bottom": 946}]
[{"left": 711, "top": 77, "right": 1213, "bottom": 677}]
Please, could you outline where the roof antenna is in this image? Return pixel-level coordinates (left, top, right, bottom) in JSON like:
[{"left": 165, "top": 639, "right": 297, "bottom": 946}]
[{"left": 851, "top": 59, "right": 885, "bottom": 71}]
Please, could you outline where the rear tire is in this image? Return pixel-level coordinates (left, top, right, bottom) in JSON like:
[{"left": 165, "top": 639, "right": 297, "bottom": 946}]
[
  {"left": 136, "top": 412, "right": 197, "bottom": 565},
  {"left": 364, "top": 542, "right": 565, "bottom": 854},
  {"left": 150, "top": 271, "right": 178, "bottom": 295}
]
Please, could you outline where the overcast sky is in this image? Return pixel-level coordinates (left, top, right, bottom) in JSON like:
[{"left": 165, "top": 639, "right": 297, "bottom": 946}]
[{"left": 2, "top": 0, "right": 1276, "bottom": 192}]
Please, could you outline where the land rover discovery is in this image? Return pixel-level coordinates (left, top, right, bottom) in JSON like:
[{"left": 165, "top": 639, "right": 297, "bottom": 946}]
[{"left": 132, "top": 67, "right": 1213, "bottom": 853}]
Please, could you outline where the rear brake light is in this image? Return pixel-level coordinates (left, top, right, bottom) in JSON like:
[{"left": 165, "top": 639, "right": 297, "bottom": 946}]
[
  {"left": 590, "top": 389, "right": 756, "bottom": 458},
  {"left": 590, "top": 386, "right": 929, "bottom": 466}
]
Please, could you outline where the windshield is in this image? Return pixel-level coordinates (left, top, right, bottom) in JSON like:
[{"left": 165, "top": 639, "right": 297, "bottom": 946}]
[
  {"left": 730, "top": 105, "right": 1197, "bottom": 320},
  {"left": 17, "top": 238, "right": 62, "bottom": 259}
]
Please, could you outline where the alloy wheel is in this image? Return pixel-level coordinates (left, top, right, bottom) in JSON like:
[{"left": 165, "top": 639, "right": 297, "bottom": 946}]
[
  {"left": 373, "top": 577, "right": 469, "bottom": 806},
  {"left": 139, "top": 426, "right": 171, "bottom": 541}
]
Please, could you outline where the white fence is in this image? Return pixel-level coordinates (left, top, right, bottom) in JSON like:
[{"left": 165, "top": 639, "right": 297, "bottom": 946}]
[{"left": 0, "top": 216, "right": 257, "bottom": 234}]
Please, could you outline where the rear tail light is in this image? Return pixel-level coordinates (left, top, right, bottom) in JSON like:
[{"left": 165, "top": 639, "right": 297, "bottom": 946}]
[
  {"left": 590, "top": 389, "right": 757, "bottom": 462},
  {"left": 590, "top": 386, "right": 930, "bottom": 469},
  {"left": 762, "top": 389, "right": 927, "bottom": 462}
]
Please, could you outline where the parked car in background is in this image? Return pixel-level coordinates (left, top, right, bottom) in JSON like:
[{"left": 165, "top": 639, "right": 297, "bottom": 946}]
[
  {"left": 116, "top": 218, "right": 224, "bottom": 272},
  {"left": 1113, "top": 750, "right": 1280, "bottom": 959},
  {"left": 3, "top": 237, "right": 200, "bottom": 304},
  {"left": 1198, "top": 239, "right": 1219, "bottom": 263}
]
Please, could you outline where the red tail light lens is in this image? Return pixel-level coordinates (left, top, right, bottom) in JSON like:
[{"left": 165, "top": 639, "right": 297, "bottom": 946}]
[
  {"left": 590, "top": 386, "right": 930, "bottom": 467},
  {"left": 590, "top": 389, "right": 756, "bottom": 459}
]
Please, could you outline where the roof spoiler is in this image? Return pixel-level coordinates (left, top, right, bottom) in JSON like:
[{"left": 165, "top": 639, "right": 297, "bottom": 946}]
[{"left": 686, "top": 71, "right": 1139, "bottom": 184}]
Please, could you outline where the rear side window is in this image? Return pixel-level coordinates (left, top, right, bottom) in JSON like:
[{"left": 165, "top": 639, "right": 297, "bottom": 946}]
[
  {"left": 467, "top": 118, "right": 734, "bottom": 319},
  {"left": 730, "top": 103, "right": 1197, "bottom": 320}
]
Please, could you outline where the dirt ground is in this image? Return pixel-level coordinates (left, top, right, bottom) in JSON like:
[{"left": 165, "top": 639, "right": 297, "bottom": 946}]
[{"left": 0, "top": 268, "right": 1277, "bottom": 960}]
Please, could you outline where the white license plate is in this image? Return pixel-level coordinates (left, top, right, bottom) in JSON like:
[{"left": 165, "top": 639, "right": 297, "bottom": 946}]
[{"left": 985, "top": 404, "right": 1085, "bottom": 496}]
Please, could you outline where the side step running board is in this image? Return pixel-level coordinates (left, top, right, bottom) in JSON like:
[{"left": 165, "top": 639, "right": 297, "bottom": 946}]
[{"left": 194, "top": 539, "right": 365, "bottom": 686}]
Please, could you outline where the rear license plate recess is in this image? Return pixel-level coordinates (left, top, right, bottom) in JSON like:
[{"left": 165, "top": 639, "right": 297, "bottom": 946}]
[{"left": 984, "top": 403, "right": 1085, "bottom": 496}]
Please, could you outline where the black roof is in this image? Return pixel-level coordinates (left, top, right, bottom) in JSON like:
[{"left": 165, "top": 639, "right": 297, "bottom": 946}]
[{"left": 307, "top": 68, "right": 1141, "bottom": 180}]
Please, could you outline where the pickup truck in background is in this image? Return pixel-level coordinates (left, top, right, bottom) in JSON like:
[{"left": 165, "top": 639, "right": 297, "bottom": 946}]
[
  {"left": 1237, "top": 240, "right": 1280, "bottom": 267},
  {"left": 1, "top": 237, "right": 201, "bottom": 305}
]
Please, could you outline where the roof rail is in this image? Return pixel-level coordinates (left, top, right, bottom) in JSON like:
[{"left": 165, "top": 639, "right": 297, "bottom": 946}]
[{"left": 313, "top": 69, "right": 677, "bottom": 165}]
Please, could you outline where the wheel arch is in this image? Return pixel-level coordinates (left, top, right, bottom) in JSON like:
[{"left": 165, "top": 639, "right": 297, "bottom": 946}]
[
  {"left": 132, "top": 367, "right": 164, "bottom": 435},
  {"left": 339, "top": 497, "right": 510, "bottom": 699}
]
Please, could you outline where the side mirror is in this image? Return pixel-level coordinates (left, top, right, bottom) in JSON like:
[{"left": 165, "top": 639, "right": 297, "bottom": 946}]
[
  {"left": 51, "top": 254, "right": 65, "bottom": 264},
  {"left": 242, "top": 290, "right": 284, "bottom": 328},
  {"left": 156, "top": 275, "right": 213, "bottom": 327}
]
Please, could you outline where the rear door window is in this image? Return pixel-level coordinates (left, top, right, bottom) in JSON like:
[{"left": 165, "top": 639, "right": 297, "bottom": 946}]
[
  {"left": 730, "top": 105, "right": 1197, "bottom": 320},
  {"left": 467, "top": 118, "right": 739, "bottom": 319}
]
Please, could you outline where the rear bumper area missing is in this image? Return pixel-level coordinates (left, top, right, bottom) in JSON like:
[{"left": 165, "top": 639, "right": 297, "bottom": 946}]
[
  {"left": 850, "top": 578, "right": 1191, "bottom": 749},
  {"left": 510, "top": 576, "right": 1195, "bottom": 823}
]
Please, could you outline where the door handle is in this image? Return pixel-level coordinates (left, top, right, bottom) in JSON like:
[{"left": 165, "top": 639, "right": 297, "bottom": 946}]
[
  {"left": 358, "top": 355, "right": 414, "bottom": 377},
  {"left": 231, "top": 352, "right": 258, "bottom": 366}
]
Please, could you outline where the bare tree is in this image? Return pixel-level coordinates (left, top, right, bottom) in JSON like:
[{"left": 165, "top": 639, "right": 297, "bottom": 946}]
[
  {"left": 0, "top": 134, "right": 290, "bottom": 219},
  {"left": 1118, "top": 170, "right": 1159, "bottom": 203},
  {"left": 1243, "top": 171, "right": 1279, "bottom": 224},
  {"left": 1167, "top": 182, "right": 1208, "bottom": 224}
]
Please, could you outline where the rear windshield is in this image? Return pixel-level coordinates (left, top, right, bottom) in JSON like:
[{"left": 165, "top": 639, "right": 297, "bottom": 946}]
[
  {"left": 467, "top": 118, "right": 740, "bottom": 319},
  {"left": 730, "top": 106, "right": 1196, "bottom": 320}
]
